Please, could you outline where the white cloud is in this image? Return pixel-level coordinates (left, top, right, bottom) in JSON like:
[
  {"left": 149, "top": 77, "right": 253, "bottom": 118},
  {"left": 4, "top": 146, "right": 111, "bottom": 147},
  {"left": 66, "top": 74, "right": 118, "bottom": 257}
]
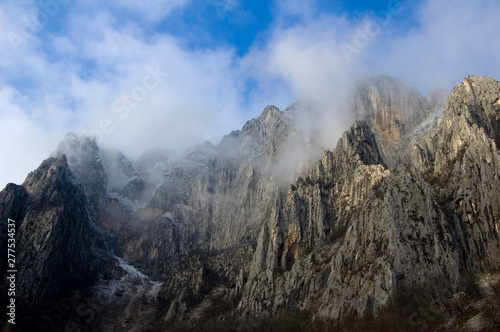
[
  {"left": 262, "top": 17, "right": 356, "bottom": 99},
  {"left": 76, "top": 0, "right": 191, "bottom": 23},
  {"left": 272, "top": 0, "right": 316, "bottom": 21},
  {"left": 0, "top": 1, "right": 41, "bottom": 53},
  {"left": 0, "top": 87, "right": 64, "bottom": 187},
  {"left": 0, "top": 1, "right": 266, "bottom": 187},
  {"left": 370, "top": 0, "right": 500, "bottom": 93},
  {"left": 244, "top": 11, "right": 366, "bottom": 153},
  {"left": 1, "top": 0, "right": 500, "bottom": 189}
]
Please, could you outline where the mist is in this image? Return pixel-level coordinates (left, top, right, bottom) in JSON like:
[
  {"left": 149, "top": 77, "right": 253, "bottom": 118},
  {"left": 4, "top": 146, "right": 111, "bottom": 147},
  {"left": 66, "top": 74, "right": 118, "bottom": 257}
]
[{"left": 1, "top": 0, "right": 500, "bottom": 189}]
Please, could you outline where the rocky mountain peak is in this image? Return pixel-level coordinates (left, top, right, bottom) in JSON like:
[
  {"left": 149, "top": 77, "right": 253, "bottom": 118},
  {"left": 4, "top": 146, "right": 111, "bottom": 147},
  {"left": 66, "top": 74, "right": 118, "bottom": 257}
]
[
  {"left": 446, "top": 75, "right": 500, "bottom": 148},
  {"left": 53, "top": 132, "right": 100, "bottom": 168},
  {"left": 22, "top": 155, "right": 72, "bottom": 195},
  {"left": 0, "top": 155, "right": 108, "bottom": 306},
  {"left": 2, "top": 75, "right": 500, "bottom": 331}
]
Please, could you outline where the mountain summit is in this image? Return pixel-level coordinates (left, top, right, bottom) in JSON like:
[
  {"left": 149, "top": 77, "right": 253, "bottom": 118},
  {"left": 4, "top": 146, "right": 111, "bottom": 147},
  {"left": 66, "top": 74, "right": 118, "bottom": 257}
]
[{"left": 1, "top": 75, "right": 500, "bottom": 331}]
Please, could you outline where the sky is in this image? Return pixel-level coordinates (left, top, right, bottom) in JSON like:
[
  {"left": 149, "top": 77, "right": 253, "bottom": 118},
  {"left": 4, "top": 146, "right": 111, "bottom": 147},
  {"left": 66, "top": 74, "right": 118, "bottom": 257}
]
[{"left": 1, "top": 0, "right": 500, "bottom": 188}]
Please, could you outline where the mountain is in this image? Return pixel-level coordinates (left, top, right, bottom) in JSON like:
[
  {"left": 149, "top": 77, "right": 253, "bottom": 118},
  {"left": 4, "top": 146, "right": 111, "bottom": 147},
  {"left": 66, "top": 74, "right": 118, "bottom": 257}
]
[{"left": 1, "top": 75, "right": 500, "bottom": 331}]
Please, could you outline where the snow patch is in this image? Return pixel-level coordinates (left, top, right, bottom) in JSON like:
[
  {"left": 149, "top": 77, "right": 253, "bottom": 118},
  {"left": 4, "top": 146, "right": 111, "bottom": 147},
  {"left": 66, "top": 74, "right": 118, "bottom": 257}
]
[
  {"left": 162, "top": 212, "right": 173, "bottom": 220},
  {"left": 117, "top": 257, "right": 148, "bottom": 281},
  {"left": 94, "top": 256, "right": 164, "bottom": 302}
]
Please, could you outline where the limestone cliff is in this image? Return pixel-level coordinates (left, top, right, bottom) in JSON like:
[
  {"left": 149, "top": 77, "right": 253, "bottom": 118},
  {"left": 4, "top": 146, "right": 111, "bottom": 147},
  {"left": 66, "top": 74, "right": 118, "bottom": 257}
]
[{"left": 1, "top": 75, "right": 500, "bottom": 331}]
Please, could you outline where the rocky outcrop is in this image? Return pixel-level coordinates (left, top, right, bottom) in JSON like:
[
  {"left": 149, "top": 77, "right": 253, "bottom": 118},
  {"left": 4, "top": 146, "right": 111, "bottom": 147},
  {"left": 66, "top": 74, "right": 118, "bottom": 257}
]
[
  {"left": 0, "top": 155, "right": 105, "bottom": 305},
  {"left": 53, "top": 133, "right": 108, "bottom": 221},
  {"left": 153, "top": 76, "right": 499, "bottom": 324},
  {"left": 236, "top": 120, "right": 462, "bottom": 320},
  {"left": 352, "top": 75, "right": 429, "bottom": 143},
  {"left": 412, "top": 75, "right": 500, "bottom": 270},
  {"left": 352, "top": 75, "right": 448, "bottom": 167},
  {"left": 1, "top": 75, "right": 499, "bottom": 331}
]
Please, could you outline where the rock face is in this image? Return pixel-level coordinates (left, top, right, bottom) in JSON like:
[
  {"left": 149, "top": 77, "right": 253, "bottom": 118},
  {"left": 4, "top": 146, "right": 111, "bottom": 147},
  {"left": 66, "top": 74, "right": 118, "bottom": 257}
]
[
  {"left": 0, "top": 156, "right": 105, "bottom": 305},
  {"left": 352, "top": 75, "right": 449, "bottom": 167},
  {"left": 412, "top": 75, "right": 500, "bottom": 270},
  {"left": 353, "top": 75, "right": 429, "bottom": 142},
  {"left": 1, "top": 75, "right": 500, "bottom": 331}
]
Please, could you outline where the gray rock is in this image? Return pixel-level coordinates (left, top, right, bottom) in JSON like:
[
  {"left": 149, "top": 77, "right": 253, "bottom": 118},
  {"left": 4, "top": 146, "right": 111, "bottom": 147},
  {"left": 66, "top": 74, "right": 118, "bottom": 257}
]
[
  {"left": 2, "top": 75, "right": 499, "bottom": 330},
  {"left": 0, "top": 156, "right": 105, "bottom": 304}
]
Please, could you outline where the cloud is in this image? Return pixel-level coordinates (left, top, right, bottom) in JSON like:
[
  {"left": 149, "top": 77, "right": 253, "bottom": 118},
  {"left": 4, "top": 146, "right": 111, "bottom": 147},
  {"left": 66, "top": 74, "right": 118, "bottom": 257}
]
[
  {"left": 0, "top": 0, "right": 280, "bottom": 187},
  {"left": 1, "top": 0, "right": 500, "bottom": 188},
  {"left": 0, "top": 87, "right": 64, "bottom": 187},
  {"left": 271, "top": 0, "right": 317, "bottom": 21},
  {"left": 261, "top": 15, "right": 358, "bottom": 100},
  {"left": 75, "top": 0, "right": 191, "bottom": 23},
  {"left": 369, "top": 0, "right": 500, "bottom": 93},
  {"left": 246, "top": 0, "right": 500, "bottom": 148}
]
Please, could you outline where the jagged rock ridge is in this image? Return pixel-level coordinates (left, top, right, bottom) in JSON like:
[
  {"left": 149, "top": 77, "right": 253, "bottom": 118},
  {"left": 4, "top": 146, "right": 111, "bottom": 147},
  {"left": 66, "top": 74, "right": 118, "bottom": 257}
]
[{"left": 1, "top": 75, "right": 500, "bottom": 331}]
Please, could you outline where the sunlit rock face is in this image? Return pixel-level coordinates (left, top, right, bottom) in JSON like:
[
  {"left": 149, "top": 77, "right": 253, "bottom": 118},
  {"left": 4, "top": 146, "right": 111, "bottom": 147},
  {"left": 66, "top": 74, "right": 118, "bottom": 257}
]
[{"left": 1, "top": 75, "right": 500, "bottom": 331}]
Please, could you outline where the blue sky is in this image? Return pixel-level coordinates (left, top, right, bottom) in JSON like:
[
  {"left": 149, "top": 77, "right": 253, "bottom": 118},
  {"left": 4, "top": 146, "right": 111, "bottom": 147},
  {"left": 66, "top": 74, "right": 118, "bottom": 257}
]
[
  {"left": 1, "top": 0, "right": 500, "bottom": 188},
  {"left": 155, "top": 0, "right": 396, "bottom": 55}
]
